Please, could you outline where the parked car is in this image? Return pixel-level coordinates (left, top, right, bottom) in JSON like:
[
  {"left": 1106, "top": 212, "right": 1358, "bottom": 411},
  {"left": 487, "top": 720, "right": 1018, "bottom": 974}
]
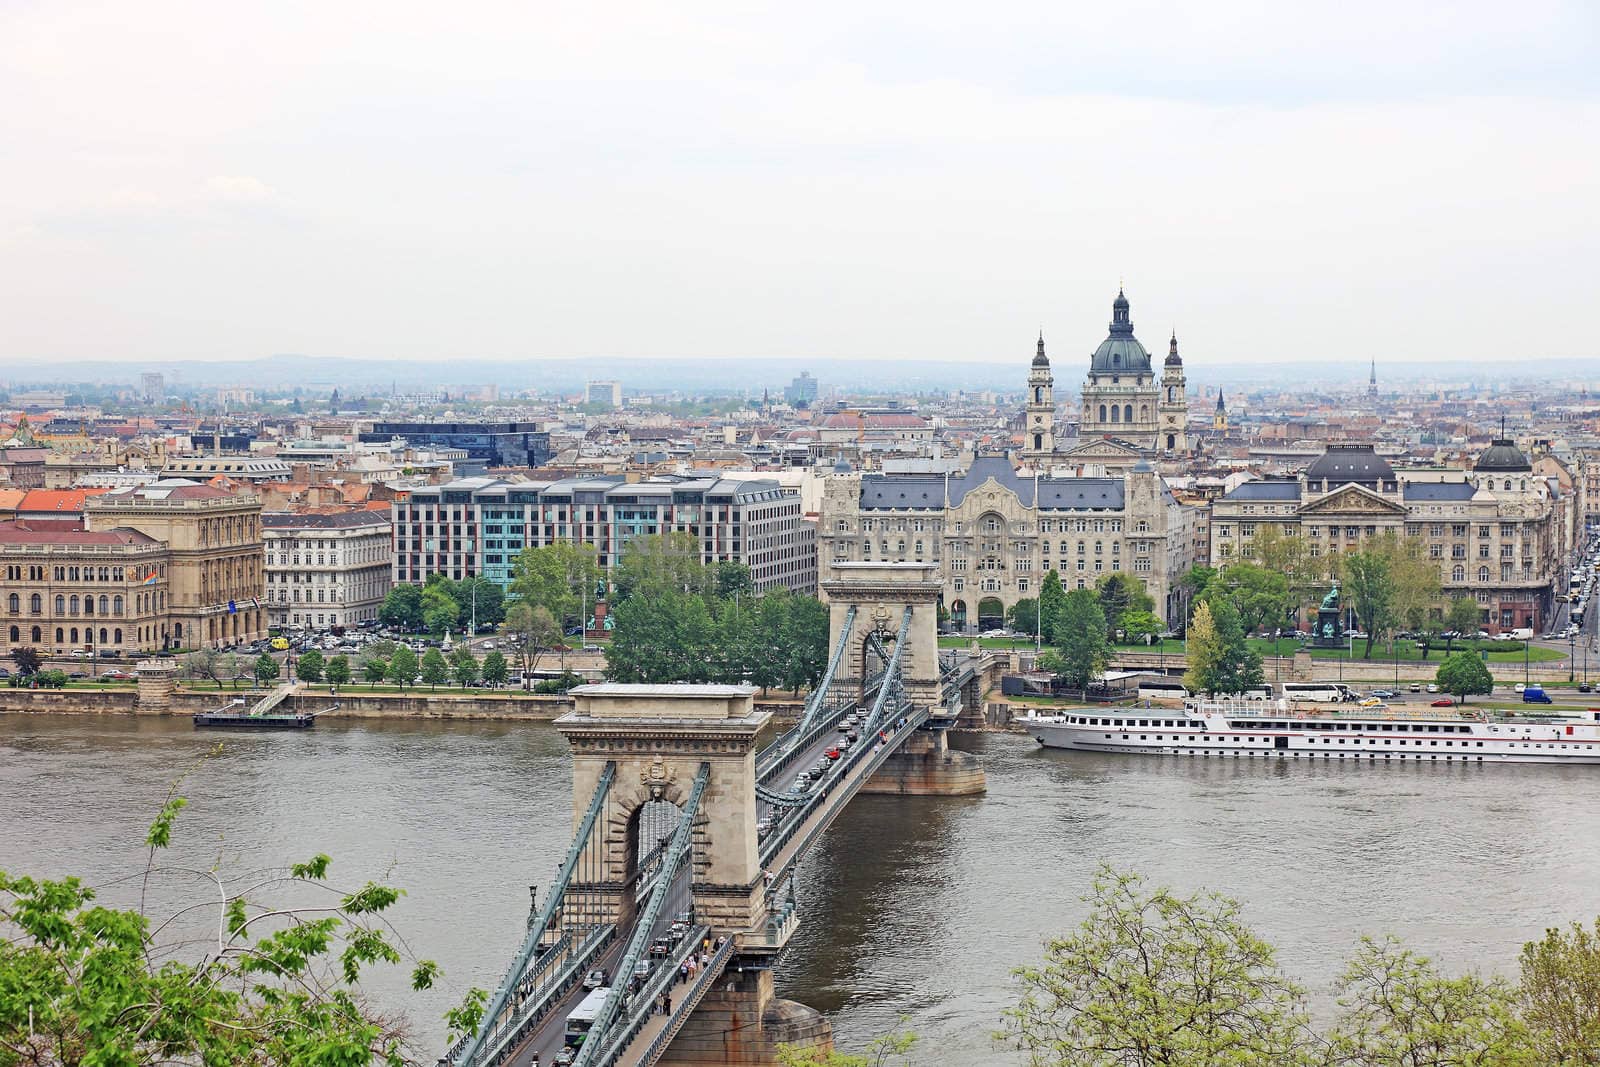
[
  {"left": 1430, "top": 698, "right": 1455, "bottom": 707},
  {"left": 1408, "top": 683, "right": 1422, "bottom": 693},
  {"left": 1426, "top": 683, "right": 1440, "bottom": 693},
  {"left": 1369, "top": 689, "right": 1397, "bottom": 699},
  {"left": 100, "top": 670, "right": 133, "bottom": 680}
]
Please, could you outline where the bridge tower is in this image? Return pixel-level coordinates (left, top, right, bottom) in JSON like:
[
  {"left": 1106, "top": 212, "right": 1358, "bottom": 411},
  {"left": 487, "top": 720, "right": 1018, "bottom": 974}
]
[
  {"left": 556, "top": 684, "right": 833, "bottom": 1065},
  {"left": 821, "top": 562, "right": 985, "bottom": 797}
]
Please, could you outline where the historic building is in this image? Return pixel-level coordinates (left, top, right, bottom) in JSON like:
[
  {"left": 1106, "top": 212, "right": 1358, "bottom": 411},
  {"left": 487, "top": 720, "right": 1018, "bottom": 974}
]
[
  {"left": 84, "top": 479, "right": 267, "bottom": 649},
  {"left": 263, "top": 510, "right": 393, "bottom": 631},
  {"left": 818, "top": 455, "right": 1195, "bottom": 632},
  {"left": 0, "top": 521, "right": 172, "bottom": 656},
  {"left": 1209, "top": 441, "right": 1568, "bottom": 632}
]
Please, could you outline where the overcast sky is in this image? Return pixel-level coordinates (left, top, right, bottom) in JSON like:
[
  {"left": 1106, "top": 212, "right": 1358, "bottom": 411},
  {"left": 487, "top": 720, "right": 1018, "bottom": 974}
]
[{"left": 2, "top": 1, "right": 1596, "bottom": 369}]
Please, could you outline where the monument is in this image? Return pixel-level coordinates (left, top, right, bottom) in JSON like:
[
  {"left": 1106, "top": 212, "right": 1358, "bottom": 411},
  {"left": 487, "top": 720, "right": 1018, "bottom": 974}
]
[{"left": 1313, "top": 582, "right": 1345, "bottom": 648}]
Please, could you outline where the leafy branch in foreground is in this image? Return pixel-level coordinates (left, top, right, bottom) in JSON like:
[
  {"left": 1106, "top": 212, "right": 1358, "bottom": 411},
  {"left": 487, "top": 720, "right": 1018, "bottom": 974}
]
[{"left": 0, "top": 765, "right": 486, "bottom": 1067}]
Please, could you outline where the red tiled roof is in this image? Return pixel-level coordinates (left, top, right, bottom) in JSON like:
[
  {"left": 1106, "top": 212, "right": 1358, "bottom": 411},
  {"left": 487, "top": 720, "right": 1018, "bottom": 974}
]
[{"left": 17, "top": 488, "right": 111, "bottom": 513}]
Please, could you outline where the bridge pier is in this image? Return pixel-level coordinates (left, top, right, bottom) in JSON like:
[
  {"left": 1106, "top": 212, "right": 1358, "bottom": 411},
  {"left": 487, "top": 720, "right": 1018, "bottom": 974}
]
[
  {"left": 859, "top": 728, "right": 985, "bottom": 796},
  {"left": 657, "top": 966, "right": 831, "bottom": 1066}
]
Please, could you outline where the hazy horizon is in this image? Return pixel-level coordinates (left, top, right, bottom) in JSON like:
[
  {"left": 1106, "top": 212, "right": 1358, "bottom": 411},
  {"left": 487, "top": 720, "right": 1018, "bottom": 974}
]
[{"left": 3, "top": 2, "right": 1596, "bottom": 367}]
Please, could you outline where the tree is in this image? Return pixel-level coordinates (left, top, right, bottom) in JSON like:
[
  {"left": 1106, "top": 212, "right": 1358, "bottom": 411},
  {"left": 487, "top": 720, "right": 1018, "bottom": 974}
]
[
  {"left": 481, "top": 650, "right": 509, "bottom": 687},
  {"left": 421, "top": 583, "right": 461, "bottom": 637},
  {"left": 714, "top": 561, "right": 755, "bottom": 602},
  {"left": 296, "top": 648, "right": 325, "bottom": 683},
  {"left": 1380, "top": 533, "right": 1442, "bottom": 647},
  {"left": 779, "top": 594, "right": 830, "bottom": 694},
  {"left": 509, "top": 542, "right": 601, "bottom": 631},
  {"left": 1042, "top": 589, "right": 1110, "bottom": 691},
  {"left": 1007, "top": 597, "right": 1040, "bottom": 637},
  {"left": 1119, "top": 609, "right": 1163, "bottom": 646},
  {"left": 612, "top": 532, "right": 713, "bottom": 603},
  {"left": 184, "top": 648, "right": 228, "bottom": 689},
  {"left": 1517, "top": 918, "right": 1600, "bottom": 1064},
  {"left": 325, "top": 653, "right": 351, "bottom": 687},
  {"left": 1340, "top": 550, "right": 1396, "bottom": 659},
  {"left": 420, "top": 647, "right": 449, "bottom": 690},
  {"left": 451, "top": 646, "right": 480, "bottom": 687},
  {"left": 504, "top": 601, "right": 561, "bottom": 678},
  {"left": 1003, "top": 865, "right": 1314, "bottom": 1066},
  {"left": 1325, "top": 935, "right": 1534, "bottom": 1066},
  {"left": 1184, "top": 598, "right": 1264, "bottom": 696},
  {"left": 1436, "top": 650, "right": 1494, "bottom": 705},
  {"left": 387, "top": 646, "right": 419, "bottom": 689},
  {"left": 363, "top": 657, "right": 389, "bottom": 684},
  {"left": 1212, "top": 562, "right": 1291, "bottom": 636},
  {"left": 1095, "top": 572, "right": 1155, "bottom": 636},
  {"left": 454, "top": 575, "right": 505, "bottom": 630},
  {"left": 9, "top": 647, "right": 42, "bottom": 677},
  {"left": 777, "top": 1023, "right": 917, "bottom": 1067},
  {"left": 1039, "top": 570, "right": 1066, "bottom": 643},
  {"left": 253, "top": 652, "right": 280, "bottom": 687},
  {"left": 0, "top": 784, "right": 472, "bottom": 1065},
  {"left": 378, "top": 584, "right": 423, "bottom": 631},
  {"left": 1447, "top": 596, "right": 1483, "bottom": 651}
]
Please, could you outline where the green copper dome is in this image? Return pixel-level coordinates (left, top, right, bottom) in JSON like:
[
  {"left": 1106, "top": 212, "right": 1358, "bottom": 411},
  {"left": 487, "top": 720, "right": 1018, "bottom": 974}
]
[{"left": 1088, "top": 289, "right": 1152, "bottom": 375}]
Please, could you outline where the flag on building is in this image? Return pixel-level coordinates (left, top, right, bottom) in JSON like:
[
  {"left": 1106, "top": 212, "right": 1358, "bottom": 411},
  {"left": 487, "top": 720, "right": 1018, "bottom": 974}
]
[
  {"left": 228, "top": 600, "right": 237, "bottom": 615},
  {"left": 142, "top": 571, "right": 158, "bottom": 585}
]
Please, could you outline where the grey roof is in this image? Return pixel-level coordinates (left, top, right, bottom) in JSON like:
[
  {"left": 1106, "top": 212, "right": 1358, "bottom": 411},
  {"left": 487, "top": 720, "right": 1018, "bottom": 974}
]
[
  {"left": 1474, "top": 439, "right": 1532, "bottom": 473},
  {"left": 1305, "top": 444, "right": 1395, "bottom": 485},
  {"left": 860, "top": 455, "right": 1128, "bottom": 511},
  {"left": 1222, "top": 480, "right": 1303, "bottom": 502},
  {"left": 1403, "top": 482, "right": 1478, "bottom": 502},
  {"left": 263, "top": 510, "right": 391, "bottom": 529},
  {"left": 1088, "top": 290, "right": 1153, "bottom": 376}
]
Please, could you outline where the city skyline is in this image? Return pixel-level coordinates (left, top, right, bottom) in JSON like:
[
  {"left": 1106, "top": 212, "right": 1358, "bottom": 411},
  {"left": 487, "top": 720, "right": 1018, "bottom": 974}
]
[{"left": 3, "top": 3, "right": 1597, "bottom": 367}]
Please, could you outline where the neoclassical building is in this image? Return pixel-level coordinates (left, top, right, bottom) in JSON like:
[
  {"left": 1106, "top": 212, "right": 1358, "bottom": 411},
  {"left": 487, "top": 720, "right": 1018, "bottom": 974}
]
[
  {"left": 818, "top": 456, "right": 1195, "bottom": 632},
  {"left": 1022, "top": 289, "right": 1190, "bottom": 469},
  {"left": 1210, "top": 441, "right": 1569, "bottom": 632}
]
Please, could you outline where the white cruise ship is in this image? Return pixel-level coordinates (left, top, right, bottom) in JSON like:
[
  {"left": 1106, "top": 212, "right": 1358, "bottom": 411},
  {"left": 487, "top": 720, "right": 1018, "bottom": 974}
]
[{"left": 1026, "top": 701, "right": 1600, "bottom": 765}]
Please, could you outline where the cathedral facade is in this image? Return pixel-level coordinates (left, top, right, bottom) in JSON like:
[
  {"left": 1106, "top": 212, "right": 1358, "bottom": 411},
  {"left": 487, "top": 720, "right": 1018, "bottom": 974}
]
[{"left": 1022, "top": 289, "right": 1189, "bottom": 467}]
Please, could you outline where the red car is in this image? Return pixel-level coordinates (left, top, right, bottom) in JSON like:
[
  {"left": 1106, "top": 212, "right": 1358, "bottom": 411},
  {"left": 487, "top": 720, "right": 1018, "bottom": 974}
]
[
  {"left": 824, "top": 747, "right": 841, "bottom": 760},
  {"left": 1430, "top": 698, "right": 1454, "bottom": 707}
]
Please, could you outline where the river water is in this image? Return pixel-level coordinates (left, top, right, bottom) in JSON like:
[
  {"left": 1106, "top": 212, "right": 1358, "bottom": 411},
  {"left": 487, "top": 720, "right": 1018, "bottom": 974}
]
[{"left": 3, "top": 714, "right": 1599, "bottom": 1064}]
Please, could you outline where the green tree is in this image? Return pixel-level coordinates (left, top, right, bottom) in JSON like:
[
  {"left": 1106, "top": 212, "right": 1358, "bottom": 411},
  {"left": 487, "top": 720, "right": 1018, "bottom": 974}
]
[
  {"left": 9, "top": 647, "right": 42, "bottom": 676},
  {"left": 363, "top": 656, "right": 389, "bottom": 683},
  {"left": 1212, "top": 562, "right": 1291, "bottom": 636},
  {"left": 605, "top": 588, "right": 715, "bottom": 683},
  {"left": 1436, "top": 651, "right": 1494, "bottom": 705},
  {"left": 1095, "top": 572, "right": 1155, "bottom": 636},
  {"left": 1003, "top": 865, "right": 1314, "bottom": 1066},
  {"left": 387, "top": 646, "right": 420, "bottom": 689},
  {"left": 1184, "top": 598, "right": 1264, "bottom": 696},
  {"left": 296, "top": 648, "right": 325, "bottom": 684},
  {"left": 509, "top": 542, "right": 601, "bottom": 631},
  {"left": 612, "top": 532, "right": 712, "bottom": 602},
  {"left": 1340, "top": 550, "right": 1396, "bottom": 659},
  {"left": 253, "top": 652, "right": 280, "bottom": 687},
  {"left": 780, "top": 594, "right": 830, "bottom": 693},
  {"left": 450, "top": 645, "right": 480, "bottom": 687},
  {"left": 0, "top": 791, "right": 464, "bottom": 1066},
  {"left": 1180, "top": 564, "right": 1218, "bottom": 602},
  {"left": 420, "top": 647, "right": 449, "bottom": 690},
  {"left": 1038, "top": 570, "right": 1066, "bottom": 643},
  {"left": 777, "top": 1023, "right": 917, "bottom": 1066},
  {"left": 1446, "top": 596, "right": 1483, "bottom": 651},
  {"left": 1325, "top": 935, "right": 1534, "bottom": 1066},
  {"left": 452, "top": 575, "right": 505, "bottom": 630},
  {"left": 1041, "top": 589, "right": 1109, "bottom": 691},
  {"left": 481, "top": 650, "right": 509, "bottom": 687},
  {"left": 714, "top": 561, "right": 755, "bottom": 602},
  {"left": 1007, "top": 597, "right": 1040, "bottom": 637},
  {"left": 421, "top": 583, "right": 461, "bottom": 637},
  {"left": 1119, "top": 609, "right": 1163, "bottom": 646},
  {"left": 1380, "top": 533, "right": 1442, "bottom": 648},
  {"left": 1517, "top": 918, "right": 1600, "bottom": 1064},
  {"left": 378, "top": 584, "right": 424, "bottom": 630},
  {"left": 504, "top": 601, "right": 561, "bottom": 678},
  {"left": 325, "top": 653, "right": 351, "bottom": 687}
]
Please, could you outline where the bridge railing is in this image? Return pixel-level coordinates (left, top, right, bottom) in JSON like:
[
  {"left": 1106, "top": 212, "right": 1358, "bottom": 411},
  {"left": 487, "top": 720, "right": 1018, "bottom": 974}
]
[
  {"left": 452, "top": 761, "right": 617, "bottom": 1067},
  {"left": 757, "top": 606, "right": 856, "bottom": 776},
  {"left": 571, "top": 764, "right": 712, "bottom": 1067},
  {"left": 475, "top": 924, "right": 618, "bottom": 1066},
  {"left": 627, "top": 935, "right": 738, "bottom": 1067}
]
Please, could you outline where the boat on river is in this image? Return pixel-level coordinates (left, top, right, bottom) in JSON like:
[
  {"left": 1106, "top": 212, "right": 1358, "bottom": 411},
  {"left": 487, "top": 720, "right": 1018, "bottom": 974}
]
[{"left": 1025, "top": 699, "right": 1600, "bottom": 765}]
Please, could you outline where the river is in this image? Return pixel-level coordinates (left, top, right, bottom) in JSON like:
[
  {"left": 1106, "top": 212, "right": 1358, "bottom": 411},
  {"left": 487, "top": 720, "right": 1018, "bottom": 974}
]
[{"left": 3, "top": 714, "right": 1599, "bottom": 1064}]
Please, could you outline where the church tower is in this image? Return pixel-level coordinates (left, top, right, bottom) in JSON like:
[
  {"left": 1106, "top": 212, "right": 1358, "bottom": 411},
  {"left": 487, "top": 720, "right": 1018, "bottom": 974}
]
[
  {"left": 1080, "top": 289, "right": 1160, "bottom": 448},
  {"left": 1213, "top": 389, "right": 1228, "bottom": 434},
  {"left": 1024, "top": 333, "right": 1055, "bottom": 460},
  {"left": 1158, "top": 331, "right": 1188, "bottom": 455}
]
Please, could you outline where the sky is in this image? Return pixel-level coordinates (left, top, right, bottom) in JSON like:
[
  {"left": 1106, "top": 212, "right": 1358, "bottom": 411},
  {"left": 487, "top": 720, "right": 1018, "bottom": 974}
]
[{"left": 1, "top": 1, "right": 1597, "bottom": 369}]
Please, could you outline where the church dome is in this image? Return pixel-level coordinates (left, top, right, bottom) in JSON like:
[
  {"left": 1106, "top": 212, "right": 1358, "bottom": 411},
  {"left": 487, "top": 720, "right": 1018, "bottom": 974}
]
[
  {"left": 1088, "top": 289, "right": 1152, "bottom": 375},
  {"left": 1306, "top": 443, "right": 1394, "bottom": 486},
  {"left": 1475, "top": 439, "right": 1531, "bottom": 473}
]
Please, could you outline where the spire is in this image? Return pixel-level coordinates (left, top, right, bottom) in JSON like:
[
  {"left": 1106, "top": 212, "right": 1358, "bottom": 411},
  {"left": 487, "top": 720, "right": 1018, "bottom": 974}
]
[
  {"left": 1032, "top": 331, "right": 1050, "bottom": 367},
  {"left": 1166, "top": 330, "right": 1182, "bottom": 366},
  {"left": 1109, "top": 288, "right": 1132, "bottom": 335},
  {"left": 1216, "top": 389, "right": 1226, "bottom": 412}
]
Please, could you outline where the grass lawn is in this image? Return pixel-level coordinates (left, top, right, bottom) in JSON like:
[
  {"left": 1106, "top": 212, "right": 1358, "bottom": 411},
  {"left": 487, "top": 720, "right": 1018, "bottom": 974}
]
[{"left": 1244, "top": 638, "right": 1565, "bottom": 664}]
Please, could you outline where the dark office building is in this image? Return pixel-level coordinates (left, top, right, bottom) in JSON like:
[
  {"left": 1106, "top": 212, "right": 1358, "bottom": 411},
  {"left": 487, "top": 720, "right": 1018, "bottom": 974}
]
[{"left": 361, "top": 422, "right": 551, "bottom": 472}]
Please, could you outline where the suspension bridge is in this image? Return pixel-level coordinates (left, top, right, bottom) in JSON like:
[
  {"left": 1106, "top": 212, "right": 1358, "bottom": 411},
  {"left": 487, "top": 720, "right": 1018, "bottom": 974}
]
[{"left": 440, "top": 563, "right": 987, "bottom": 1067}]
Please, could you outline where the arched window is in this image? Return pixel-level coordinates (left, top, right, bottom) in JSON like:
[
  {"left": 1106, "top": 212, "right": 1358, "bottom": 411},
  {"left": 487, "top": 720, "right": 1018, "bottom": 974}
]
[
  {"left": 98, "top": 595, "right": 108, "bottom": 615},
  {"left": 1504, "top": 480, "right": 1512, "bottom": 491},
  {"left": 1111, "top": 406, "right": 1120, "bottom": 423},
  {"left": 1124, "top": 404, "right": 1133, "bottom": 423},
  {"left": 1166, "top": 434, "right": 1176, "bottom": 450},
  {"left": 99, "top": 628, "right": 108, "bottom": 644},
  {"left": 55, "top": 595, "right": 66, "bottom": 615},
  {"left": 29, "top": 625, "right": 39, "bottom": 642},
  {"left": 1034, "top": 386, "right": 1042, "bottom": 403},
  {"left": 83, "top": 596, "right": 93, "bottom": 615},
  {"left": 30, "top": 594, "right": 41, "bottom": 614},
  {"left": 8, "top": 625, "right": 17, "bottom": 642},
  {"left": 114, "top": 595, "right": 124, "bottom": 615},
  {"left": 1478, "top": 566, "right": 1489, "bottom": 582},
  {"left": 70, "top": 627, "right": 78, "bottom": 643},
  {"left": 1033, "top": 434, "right": 1042, "bottom": 450},
  {"left": 6, "top": 594, "right": 16, "bottom": 613},
  {"left": 114, "top": 627, "right": 123, "bottom": 643},
  {"left": 55, "top": 627, "right": 63, "bottom": 643},
  {"left": 1452, "top": 565, "right": 1464, "bottom": 581},
  {"left": 1098, "top": 404, "right": 1107, "bottom": 422}
]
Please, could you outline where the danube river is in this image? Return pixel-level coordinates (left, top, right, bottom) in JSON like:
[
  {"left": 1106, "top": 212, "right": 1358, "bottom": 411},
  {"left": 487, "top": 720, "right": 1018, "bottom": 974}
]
[{"left": 4, "top": 714, "right": 1600, "bottom": 1063}]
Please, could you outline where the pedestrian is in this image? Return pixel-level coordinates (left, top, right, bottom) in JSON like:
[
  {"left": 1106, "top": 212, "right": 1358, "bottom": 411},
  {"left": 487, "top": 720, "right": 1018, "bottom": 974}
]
[
  {"left": 699, "top": 951, "right": 709, "bottom": 968},
  {"left": 664, "top": 993, "right": 672, "bottom": 1015},
  {"left": 679, "top": 961, "right": 689, "bottom": 985}
]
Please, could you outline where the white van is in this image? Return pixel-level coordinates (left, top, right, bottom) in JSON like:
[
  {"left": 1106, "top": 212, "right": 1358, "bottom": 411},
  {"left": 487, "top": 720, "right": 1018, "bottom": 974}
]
[{"left": 1509, "top": 627, "right": 1533, "bottom": 640}]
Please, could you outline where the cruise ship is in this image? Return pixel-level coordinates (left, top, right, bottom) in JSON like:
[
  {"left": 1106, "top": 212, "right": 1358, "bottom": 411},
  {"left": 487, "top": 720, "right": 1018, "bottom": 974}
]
[{"left": 1025, "top": 701, "right": 1600, "bottom": 765}]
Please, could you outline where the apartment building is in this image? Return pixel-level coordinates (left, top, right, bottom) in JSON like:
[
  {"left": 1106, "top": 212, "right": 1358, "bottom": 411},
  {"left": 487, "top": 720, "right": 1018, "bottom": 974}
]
[{"left": 263, "top": 510, "right": 393, "bottom": 630}]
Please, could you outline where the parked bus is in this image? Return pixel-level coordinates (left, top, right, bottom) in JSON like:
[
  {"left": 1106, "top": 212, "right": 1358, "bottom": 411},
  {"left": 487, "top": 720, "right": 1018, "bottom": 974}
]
[
  {"left": 1136, "top": 679, "right": 1190, "bottom": 702},
  {"left": 1280, "top": 682, "right": 1355, "bottom": 703},
  {"left": 565, "top": 987, "right": 610, "bottom": 1046}
]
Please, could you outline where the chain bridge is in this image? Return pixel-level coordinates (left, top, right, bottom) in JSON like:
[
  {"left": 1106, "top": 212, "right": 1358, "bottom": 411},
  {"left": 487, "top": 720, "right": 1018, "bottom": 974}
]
[{"left": 441, "top": 563, "right": 986, "bottom": 1067}]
